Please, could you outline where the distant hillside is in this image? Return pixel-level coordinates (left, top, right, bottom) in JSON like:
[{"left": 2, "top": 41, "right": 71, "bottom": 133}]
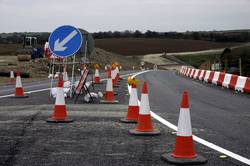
[
  {"left": 95, "top": 38, "right": 241, "bottom": 55},
  {"left": 1, "top": 29, "right": 250, "bottom": 44}
]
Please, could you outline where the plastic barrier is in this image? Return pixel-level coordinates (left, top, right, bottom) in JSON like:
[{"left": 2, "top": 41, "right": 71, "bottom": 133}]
[
  {"left": 189, "top": 69, "right": 195, "bottom": 78},
  {"left": 229, "top": 75, "right": 238, "bottom": 89},
  {"left": 186, "top": 68, "right": 191, "bottom": 77},
  {"left": 196, "top": 70, "right": 201, "bottom": 80},
  {"left": 212, "top": 72, "right": 220, "bottom": 85},
  {"left": 235, "top": 76, "right": 247, "bottom": 92},
  {"left": 243, "top": 78, "right": 250, "bottom": 93},
  {"left": 184, "top": 67, "right": 188, "bottom": 76},
  {"left": 204, "top": 70, "right": 211, "bottom": 83},
  {"left": 222, "top": 74, "right": 232, "bottom": 88},
  {"left": 199, "top": 70, "right": 206, "bottom": 81},
  {"left": 207, "top": 71, "right": 215, "bottom": 83},
  {"left": 179, "top": 67, "right": 250, "bottom": 94},
  {"left": 217, "top": 72, "right": 226, "bottom": 86},
  {"left": 193, "top": 69, "right": 199, "bottom": 79}
]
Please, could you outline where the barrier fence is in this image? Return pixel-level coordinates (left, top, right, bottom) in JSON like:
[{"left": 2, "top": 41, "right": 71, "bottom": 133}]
[{"left": 179, "top": 66, "right": 250, "bottom": 93}]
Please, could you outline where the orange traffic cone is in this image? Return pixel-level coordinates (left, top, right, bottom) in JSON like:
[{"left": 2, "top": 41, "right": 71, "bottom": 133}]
[
  {"left": 14, "top": 71, "right": 28, "bottom": 98},
  {"left": 120, "top": 83, "right": 139, "bottom": 123},
  {"left": 9, "top": 70, "right": 15, "bottom": 84},
  {"left": 162, "top": 91, "right": 207, "bottom": 164},
  {"left": 111, "top": 69, "right": 119, "bottom": 87},
  {"left": 115, "top": 66, "right": 122, "bottom": 81},
  {"left": 47, "top": 74, "right": 73, "bottom": 123},
  {"left": 94, "top": 68, "right": 101, "bottom": 84},
  {"left": 129, "top": 81, "right": 160, "bottom": 135},
  {"left": 100, "top": 71, "right": 119, "bottom": 104}
]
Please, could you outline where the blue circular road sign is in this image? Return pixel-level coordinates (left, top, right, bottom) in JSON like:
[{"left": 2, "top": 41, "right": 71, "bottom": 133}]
[{"left": 49, "top": 25, "right": 83, "bottom": 58}]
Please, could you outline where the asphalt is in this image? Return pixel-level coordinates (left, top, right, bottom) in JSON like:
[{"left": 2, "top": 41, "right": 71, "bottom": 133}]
[
  {"left": 136, "top": 70, "right": 250, "bottom": 165},
  {"left": 0, "top": 70, "right": 249, "bottom": 166}
]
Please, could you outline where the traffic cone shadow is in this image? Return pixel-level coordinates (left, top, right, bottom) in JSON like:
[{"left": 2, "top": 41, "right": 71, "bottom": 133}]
[
  {"left": 47, "top": 74, "right": 73, "bottom": 123},
  {"left": 162, "top": 91, "right": 207, "bottom": 164},
  {"left": 129, "top": 81, "right": 160, "bottom": 136}
]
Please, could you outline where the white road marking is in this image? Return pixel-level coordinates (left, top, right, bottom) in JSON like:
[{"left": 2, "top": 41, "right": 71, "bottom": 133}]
[
  {"left": 0, "top": 71, "right": 141, "bottom": 99},
  {"left": 130, "top": 70, "right": 250, "bottom": 166}
]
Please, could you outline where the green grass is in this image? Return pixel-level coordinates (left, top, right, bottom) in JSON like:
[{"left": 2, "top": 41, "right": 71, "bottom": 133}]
[{"left": 175, "top": 52, "right": 221, "bottom": 68}]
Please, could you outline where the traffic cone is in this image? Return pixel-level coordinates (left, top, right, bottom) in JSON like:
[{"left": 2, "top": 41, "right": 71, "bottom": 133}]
[
  {"left": 111, "top": 69, "right": 119, "bottom": 87},
  {"left": 63, "top": 65, "right": 69, "bottom": 82},
  {"left": 9, "top": 70, "right": 15, "bottom": 84},
  {"left": 94, "top": 68, "right": 101, "bottom": 84},
  {"left": 115, "top": 66, "right": 122, "bottom": 81},
  {"left": 120, "top": 83, "right": 139, "bottom": 123},
  {"left": 14, "top": 71, "right": 28, "bottom": 98},
  {"left": 129, "top": 81, "right": 160, "bottom": 135},
  {"left": 100, "top": 71, "right": 119, "bottom": 104},
  {"left": 162, "top": 91, "right": 207, "bottom": 164},
  {"left": 47, "top": 74, "right": 73, "bottom": 123}
]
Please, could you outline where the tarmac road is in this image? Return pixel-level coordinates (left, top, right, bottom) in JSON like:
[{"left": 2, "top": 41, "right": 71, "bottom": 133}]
[
  {"left": 136, "top": 70, "right": 250, "bottom": 165},
  {"left": 0, "top": 70, "right": 250, "bottom": 165}
]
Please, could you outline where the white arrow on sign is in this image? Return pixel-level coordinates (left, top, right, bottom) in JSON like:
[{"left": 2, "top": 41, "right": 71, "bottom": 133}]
[{"left": 54, "top": 30, "right": 78, "bottom": 51}]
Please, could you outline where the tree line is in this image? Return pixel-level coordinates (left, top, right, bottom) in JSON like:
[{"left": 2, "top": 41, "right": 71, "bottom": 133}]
[{"left": 0, "top": 30, "right": 250, "bottom": 44}]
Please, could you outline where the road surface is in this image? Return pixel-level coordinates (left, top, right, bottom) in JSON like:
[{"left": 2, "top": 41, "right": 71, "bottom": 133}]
[{"left": 0, "top": 70, "right": 249, "bottom": 165}]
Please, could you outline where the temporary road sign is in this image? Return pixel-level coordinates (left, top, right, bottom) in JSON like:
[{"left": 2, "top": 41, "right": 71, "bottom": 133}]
[{"left": 49, "top": 25, "right": 83, "bottom": 57}]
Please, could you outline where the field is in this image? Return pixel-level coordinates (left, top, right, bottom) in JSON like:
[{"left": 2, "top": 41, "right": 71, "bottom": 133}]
[{"left": 95, "top": 38, "right": 240, "bottom": 55}]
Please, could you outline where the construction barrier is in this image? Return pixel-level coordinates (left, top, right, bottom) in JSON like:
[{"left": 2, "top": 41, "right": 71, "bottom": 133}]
[{"left": 179, "top": 66, "right": 250, "bottom": 94}]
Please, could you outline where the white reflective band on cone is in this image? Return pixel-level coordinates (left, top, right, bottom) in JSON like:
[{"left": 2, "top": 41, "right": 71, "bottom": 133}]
[
  {"left": 55, "top": 87, "right": 65, "bottom": 105},
  {"left": 129, "top": 88, "right": 139, "bottom": 106},
  {"left": 10, "top": 71, "right": 14, "bottom": 78},
  {"left": 116, "top": 67, "right": 119, "bottom": 74},
  {"left": 16, "top": 76, "right": 22, "bottom": 87},
  {"left": 111, "top": 70, "right": 116, "bottom": 79},
  {"left": 106, "top": 79, "right": 113, "bottom": 91},
  {"left": 63, "top": 72, "right": 68, "bottom": 82},
  {"left": 222, "top": 74, "right": 232, "bottom": 88},
  {"left": 204, "top": 70, "right": 211, "bottom": 82},
  {"left": 139, "top": 94, "right": 151, "bottom": 115},
  {"left": 212, "top": 72, "right": 220, "bottom": 84},
  {"left": 235, "top": 76, "right": 247, "bottom": 91},
  {"left": 177, "top": 108, "right": 192, "bottom": 136},
  {"left": 95, "top": 69, "right": 100, "bottom": 77}
]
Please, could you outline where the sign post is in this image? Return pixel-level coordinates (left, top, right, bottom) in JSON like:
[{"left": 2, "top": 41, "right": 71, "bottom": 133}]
[{"left": 48, "top": 25, "right": 83, "bottom": 97}]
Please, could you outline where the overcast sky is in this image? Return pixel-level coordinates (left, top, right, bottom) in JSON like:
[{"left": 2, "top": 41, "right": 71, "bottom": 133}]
[{"left": 0, "top": 0, "right": 250, "bottom": 33}]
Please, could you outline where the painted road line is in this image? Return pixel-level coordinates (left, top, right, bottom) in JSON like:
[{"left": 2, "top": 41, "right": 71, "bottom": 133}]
[
  {"left": 130, "top": 70, "right": 250, "bottom": 166},
  {"left": 0, "top": 71, "right": 141, "bottom": 99}
]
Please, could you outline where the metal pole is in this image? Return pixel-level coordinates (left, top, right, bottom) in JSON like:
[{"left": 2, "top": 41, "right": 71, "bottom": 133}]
[
  {"left": 70, "top": 54, "right": 76, "bottom": 98},
  {"left": 239, "top": 57, "right": 242, "bottom": 76},
  {"left": 50, "top": 58, "right": 55, "bottom": 97}
]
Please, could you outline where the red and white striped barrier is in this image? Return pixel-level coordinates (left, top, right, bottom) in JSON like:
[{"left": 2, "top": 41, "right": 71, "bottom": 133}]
[
  {"left": 212, "top": 72, "right": 220, "bottom": 85},
  {"left": 179, "top": 66, "right": 250, "bottom": 94}
]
